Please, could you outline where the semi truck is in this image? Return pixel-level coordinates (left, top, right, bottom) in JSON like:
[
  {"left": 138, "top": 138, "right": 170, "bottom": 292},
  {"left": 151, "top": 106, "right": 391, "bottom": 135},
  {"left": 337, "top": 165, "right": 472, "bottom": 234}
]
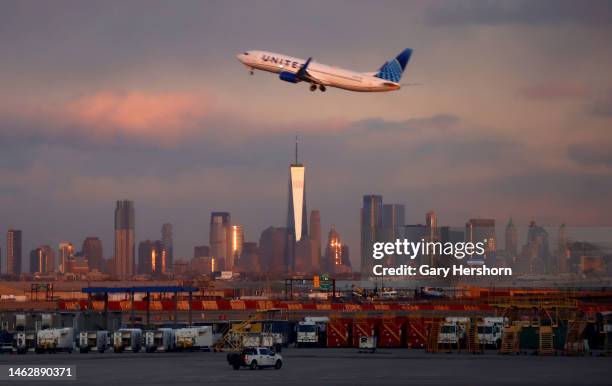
[
  {"left": 477, "top": 317, "right": 507, "bottom": 348},
  {"left": 175, "top": 326, "right": 213, "bottom": 351},
  {"left": 438, "top": 317, "right": 470, "bottom": 347},
  {"left": 145, "top": 328, "right": 175, "bottom": 353},
  {"left": 36, "top": 328, "right": 74, "bottom": 353},
  {"left": 113, "top": 329, "right": 142, "bottom": 353},
  {"left": 296, "top": 316, "right": 328, "bottom": 347}
]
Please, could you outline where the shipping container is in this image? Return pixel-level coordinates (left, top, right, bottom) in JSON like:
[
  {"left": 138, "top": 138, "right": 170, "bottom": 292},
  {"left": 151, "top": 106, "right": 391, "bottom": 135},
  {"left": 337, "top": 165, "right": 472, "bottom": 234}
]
[
  {"left": 378, "top": 318, "right": 404, "bottom": 348},
  {"left": 406, "top": 317, "right": 428, "bottom": 349},
  {"left": 327, "top": 318, "right": 352, "bottom": 348},
  {"left": 352, "top": 319, "right": 378, "bottom": 348}
]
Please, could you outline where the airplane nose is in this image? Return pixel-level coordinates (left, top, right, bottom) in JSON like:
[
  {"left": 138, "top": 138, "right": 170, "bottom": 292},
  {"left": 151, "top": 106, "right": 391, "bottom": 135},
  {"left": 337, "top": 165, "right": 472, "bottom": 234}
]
[{"left": 236, "top": 53, "right": 246, "bottom": 63}]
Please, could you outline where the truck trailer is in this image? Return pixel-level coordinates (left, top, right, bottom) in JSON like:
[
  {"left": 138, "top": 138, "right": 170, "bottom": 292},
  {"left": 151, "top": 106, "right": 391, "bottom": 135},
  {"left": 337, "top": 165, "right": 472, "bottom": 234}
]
[
  {"left": 113, "top": 329, "right": 142, "bottom": 353},
  {"left": 175, "top": 326, "right": 213, "bottom": 351},
  {"left": 36, "top": 328, "right": 74, "bottom": 353}
]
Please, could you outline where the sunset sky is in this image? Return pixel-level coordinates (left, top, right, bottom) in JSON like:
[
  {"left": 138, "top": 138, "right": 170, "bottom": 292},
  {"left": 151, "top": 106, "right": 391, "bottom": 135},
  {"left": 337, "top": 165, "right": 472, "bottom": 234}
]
[{"left": 1, "top": 0, "right": 611, "bottom": 269}]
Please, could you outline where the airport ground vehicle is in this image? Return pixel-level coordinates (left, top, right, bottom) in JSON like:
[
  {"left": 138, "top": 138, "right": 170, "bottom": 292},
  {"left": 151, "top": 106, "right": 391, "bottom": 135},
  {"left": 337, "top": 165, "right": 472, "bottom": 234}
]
[
  {"left": 145, "top": 328, "right": 175, "bottom": 352},
  {"left": 113, "top": 329, "right": 142, "bottom": 353},
  {"left": 227, "top": 347, "right": 283, "bottom": 370},
  {"left": 79, "top": 331, "right": 110, "bottom": 353},
  {"left": 175, "top": 326, "right": 213, "bottom": 351},
  {"left": 36, "top": 328, "right": 74, "bottom": 353},
  {"left": 296, "top": 316, "right": 328, "bottom": 347},
  {"left": 358, "top": 335, "right": 377, "bottom": 353},
  {"left": 0, "top": 330, "right": 13, "bottom": 353}
]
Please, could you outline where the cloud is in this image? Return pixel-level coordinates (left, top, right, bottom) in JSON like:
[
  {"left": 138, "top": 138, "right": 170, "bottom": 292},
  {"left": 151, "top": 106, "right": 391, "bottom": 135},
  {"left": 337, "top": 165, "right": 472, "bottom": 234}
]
[
  {"left": 568, "top": 141, "right": 612, "bottom": 167},
  {"left": 426, "top": 0, "right": 612, "bottom": 26},
  {"left": 519, "top": 82, "right": 591, "bottom": 100},
  {"left": 590, "top": 89, "right": 612, "bottom": 118}
]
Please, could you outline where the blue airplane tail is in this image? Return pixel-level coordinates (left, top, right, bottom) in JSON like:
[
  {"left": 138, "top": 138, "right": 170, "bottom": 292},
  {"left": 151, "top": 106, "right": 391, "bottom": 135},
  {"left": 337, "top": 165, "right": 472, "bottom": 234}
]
[{"left": 374, "top": 48, "right": 412, "bottom": 83}]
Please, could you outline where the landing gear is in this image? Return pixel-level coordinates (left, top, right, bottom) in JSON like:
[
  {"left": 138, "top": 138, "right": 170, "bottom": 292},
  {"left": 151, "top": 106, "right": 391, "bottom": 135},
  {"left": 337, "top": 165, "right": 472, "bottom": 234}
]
[
  {"left": 249, "top": 69, "right": 254, "bottom": 75},
  {"left": 309, "top": 84, "right": 317, "bottom": 92},
  {"left": 319, "top": 85, "right": 326, "bottom": 92}
]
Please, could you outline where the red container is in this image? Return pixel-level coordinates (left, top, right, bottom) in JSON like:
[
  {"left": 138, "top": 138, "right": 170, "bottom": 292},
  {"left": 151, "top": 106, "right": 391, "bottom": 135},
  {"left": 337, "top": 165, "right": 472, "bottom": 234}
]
[
  {"left": 378, "top": 318, "right": 404, "bottom": 348},
  {"left": 406, "top": 317, "right": 428, "bottom": 349},
  {"left": 352, "top": 318, "right": 378, "bottom": 347},
  {"left": 327, "top": 318, "right": 352, "bottom": 348}
]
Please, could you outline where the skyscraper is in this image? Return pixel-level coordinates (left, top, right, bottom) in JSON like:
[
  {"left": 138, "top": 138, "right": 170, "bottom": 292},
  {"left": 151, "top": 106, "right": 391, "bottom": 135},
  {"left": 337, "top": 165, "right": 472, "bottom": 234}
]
[
  {"left": 465, "top": 218, "right": 496, "bottom": 259},
  {"left": 286, "top": 137, "right": 308, "bottom": 273},
  {"left": 505, "top": 218, "right": 518, "bottom": 256},
  {"left": 230, "top": 225, "right": 244, "bottom": 270},
  {"left": 138, "top": 240, "right": 167, "bottom": 275},
  {"left": 210, "top": 212, "right": 231, "bottom": 270},
  {"left": 82, "top": 237, "right": 103, "bottom": 272},
  {"left": 380, "top": 204, "right": 405, "bottom": 266},
  {"left": 114, "top": 200, "right": 135, "bottom": 279},
  {"left": 7, "top": 229, "right": 22, "bottom": 276},
  {"left": 30, "top": 245, "right": 54, "bottom": 274},
  {"left": 360, "top": 194, "right": 383, "bottom": 277},
  {"left": 259, "top": 226, "right": 287, "bottom": 274},
  {"left": 309, "top": 210, "right": 322, "bottom": 272},
  {"left": 425, "top": 211, "right": 438, "bottom": 266},
  {"left": 58, "top": 242, "right": 74, "bottom": 274},
  {"left": 161, "top": 223, "right": 174, "bottom": 271}
]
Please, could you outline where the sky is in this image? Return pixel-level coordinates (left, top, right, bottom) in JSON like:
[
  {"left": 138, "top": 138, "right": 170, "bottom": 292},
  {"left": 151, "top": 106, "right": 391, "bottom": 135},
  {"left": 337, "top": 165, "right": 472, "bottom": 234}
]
[{"left": 1, "top": 0, "right": 612, "bottom": 271}]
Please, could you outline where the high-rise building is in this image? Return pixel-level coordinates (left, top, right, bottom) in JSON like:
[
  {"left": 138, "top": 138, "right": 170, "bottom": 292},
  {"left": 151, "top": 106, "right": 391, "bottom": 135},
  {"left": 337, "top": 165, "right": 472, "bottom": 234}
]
[
  {"left": 379, "top": 203, "right": 405, "bottom": 266},
  {"left": 360, "top": 194, "right": 383, "bottom": 277},
  {"left": 209, "top": 212, "right": 231, "bottom": 271},
  {"left": 425, "top": 211, "right": 439, "bottom": 266},
  {"left": 82, "top": 237, "right": 103, "bottom": 272},
  {"left": 30, "top": 245, "right": 54, "bottom": 274},
  {"left": 309, "top": 210, "right": 322, "bottom": 272},
  {"left": 194, "top": 245, "right": 210, "bottom": 258},
  {"left": 114, "top": 200, "right": 135, "bottom": 279},
  {"left": 58, "top": 242, "right": 74, "bottom": 274},
  {"left": 505, "top": 218, "right": 518, "bottom": 256},
  {"left": 465, "top": 218, "right": 496, "bottom": 259},
  {"left": 236, "top": 242, "right": 261, "bottom": 273},
  {"left": 230, "top": 225, "right": 244, "bottom": 270},
  {"left": 286, "top": 137, "right": 308, "bottom": 273},
  {"left": 161, "top": 223, "right": 174, "bottom": 271},
  {"left": 557, "top": 223, "right": 570, "bottom": 274},
  {"left": 138, "top": 240, "right": 167, "bottom": 275},
  {"left": 259, "top": 226, "right": 287, "bottom": 274},
  {"left": 7, "top": 229, "right": 22, "bottom": 276}
]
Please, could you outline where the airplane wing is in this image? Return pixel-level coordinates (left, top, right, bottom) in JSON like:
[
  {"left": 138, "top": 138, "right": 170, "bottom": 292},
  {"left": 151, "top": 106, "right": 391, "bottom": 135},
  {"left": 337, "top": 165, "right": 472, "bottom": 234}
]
[{"left": 296, "top": 57, "right": 325, "bottom": 84}]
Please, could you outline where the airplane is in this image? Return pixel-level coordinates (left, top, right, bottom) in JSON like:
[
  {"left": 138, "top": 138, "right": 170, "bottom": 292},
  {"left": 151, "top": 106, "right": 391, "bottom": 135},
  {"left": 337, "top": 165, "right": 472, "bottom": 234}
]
[{"left": 236, "top": 48, "right": 413, "bottom": 92}]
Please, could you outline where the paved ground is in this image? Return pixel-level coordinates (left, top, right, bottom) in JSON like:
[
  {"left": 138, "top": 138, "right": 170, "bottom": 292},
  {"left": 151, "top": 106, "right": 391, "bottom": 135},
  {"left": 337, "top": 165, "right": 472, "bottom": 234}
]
[{"left": 0, "top": 348, "right": 609, "bottom": 385}]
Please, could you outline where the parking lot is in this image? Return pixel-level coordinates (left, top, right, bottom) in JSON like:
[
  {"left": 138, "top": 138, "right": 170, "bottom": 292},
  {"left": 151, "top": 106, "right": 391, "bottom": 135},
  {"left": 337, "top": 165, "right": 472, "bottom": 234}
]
[{"left": 0, "top": 348, "right": 609, "bottom": 385}]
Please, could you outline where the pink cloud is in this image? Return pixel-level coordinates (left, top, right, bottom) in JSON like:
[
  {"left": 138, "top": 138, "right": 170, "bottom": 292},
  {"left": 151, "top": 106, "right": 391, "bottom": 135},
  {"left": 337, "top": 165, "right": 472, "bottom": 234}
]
[
  {"left": 519, "top": 82, "right": 591, "bottom": 100},
  {"left": 57, "top": 90, "right": 214, "bottom": 142}
]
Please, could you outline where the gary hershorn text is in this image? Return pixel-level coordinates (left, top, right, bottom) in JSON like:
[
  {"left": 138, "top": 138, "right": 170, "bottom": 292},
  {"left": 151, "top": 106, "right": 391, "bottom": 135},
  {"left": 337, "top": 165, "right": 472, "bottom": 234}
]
[{"left": 372, "top": 264, "right": 513, "bottom": 277}]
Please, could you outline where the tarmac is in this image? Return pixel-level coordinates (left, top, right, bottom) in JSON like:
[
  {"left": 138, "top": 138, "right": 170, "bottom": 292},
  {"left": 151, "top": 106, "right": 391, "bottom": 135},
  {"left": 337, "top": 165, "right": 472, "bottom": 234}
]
[{"left": 0, "top": 348, "right": 609, "bottom": 385}]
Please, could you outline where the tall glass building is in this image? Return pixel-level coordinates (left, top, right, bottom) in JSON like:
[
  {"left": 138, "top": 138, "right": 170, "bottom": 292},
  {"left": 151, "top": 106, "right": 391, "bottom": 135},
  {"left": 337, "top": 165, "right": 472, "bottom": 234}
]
[
  {"left": 114, "top": 200, "right": 135, "bottom": 278},
  {"left": 286, "top": 138, "right": 308, "bottom": 273}
]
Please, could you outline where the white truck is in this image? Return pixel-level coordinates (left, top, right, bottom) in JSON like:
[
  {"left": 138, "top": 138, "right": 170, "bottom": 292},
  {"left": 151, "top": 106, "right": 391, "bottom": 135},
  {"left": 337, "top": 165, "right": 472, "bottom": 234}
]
[
  {"left": 13, "top": 332, "right": 28, "bottom": 354},
  {"left": 113, "top": 329, "right": 142, "bottom": 353},
  {"left": 79, "top": 331, "right": 110, "bottom": 353},
  {"left": 175, "top": 326, "right": 213, "bottom": 351},
  {"left": 227, "top": 347, "right": 283, "bottom": 370},
  {"left": 296, "top": 316, "right": 328, "bottom": 347},
  {"left": 145, "top": 328, "right": 175, "bottom": 353},
  {"left": 477, "top": 317, "right": 507, "bottom": 349},
  {"left": 36, "top": 328, "right": 74, "bottom": 353},
  {"left": 438, "top": 317, "right": 470, "bottom": 347}
]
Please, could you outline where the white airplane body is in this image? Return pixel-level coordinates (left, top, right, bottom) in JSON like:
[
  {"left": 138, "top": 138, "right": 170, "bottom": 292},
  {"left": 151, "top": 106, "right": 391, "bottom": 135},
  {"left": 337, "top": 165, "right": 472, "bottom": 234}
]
[{"left": 236, "top": 48, "right": 412, "bottom": 92}]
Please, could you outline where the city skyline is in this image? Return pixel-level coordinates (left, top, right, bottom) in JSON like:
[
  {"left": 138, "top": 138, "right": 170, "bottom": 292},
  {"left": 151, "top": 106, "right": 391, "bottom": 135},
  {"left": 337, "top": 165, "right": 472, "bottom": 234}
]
[{"left": 1, "top": 1, "right": 611, "bottom": 271}]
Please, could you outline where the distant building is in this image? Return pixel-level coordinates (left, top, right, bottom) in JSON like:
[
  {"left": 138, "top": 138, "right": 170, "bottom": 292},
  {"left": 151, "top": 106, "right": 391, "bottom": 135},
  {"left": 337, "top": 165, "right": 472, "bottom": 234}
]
[
  {"left": 114, "top": 200, "right": 135, "bottom": 278},
  {"left": 161, "top": 223, "right": 174, "bottom": 271},
  {"left": 82, "top": 237, "right": 103, "bottom": 272},
  {"left": 194, "top": 245, "right": 210, "bottom": 258},
  {"left": 556, "top": 224, "right": 570, "bottom": 274},
  {"left": 309, "top": 210, "right": 322, "bottom": 272},
  {"left": 361, "top": 194, "right": 383, "bottom": 277},
  {"left": 173, "top": 259, "right": 189, "bottom": 276},
  {"left": 191, "top": 256, "right": 216, "bottom": 274},
  {"left": 286, "top": 137, "right": 308, "bottom": 274},
  {"left": 465, "top": 218, "right": 496, "bottom": 259},
  {"left": 236, "top": 242, "right": 261, "bottom": 273},
  {"left": 138, "top": 240, "right": 167, "bottom": 275},
  {"left": 324, "top": 226, "right": 351, "bottom": 274},
  {"left": 425, "top": 211, "right": 439, "bottom": 266},
  {"left": 6, "top": 229, "right": 22, "bottom": 276},
  {"left": 58, "top": 242, "right": 74, "bottom": 274},
  {"left": 380, "top": 204, "right": 406, "bottom": 266},
  {"left": 30, "top": 245, "right": 54, "bottom": 274},
  {"left": 230, "top": 225, "right": 244, "bottom": 270},
  {"left": 259, "top": 226, "right": 287, "bottom": 274},
  {"left": 505, "top": 218, "right": 518, "bottom": 256},
  {"left": 520, "top": 221, "right": 550, "bottom": 274},
  {"left": 210, "top": 212, "right": 231, "bottom": 271}
]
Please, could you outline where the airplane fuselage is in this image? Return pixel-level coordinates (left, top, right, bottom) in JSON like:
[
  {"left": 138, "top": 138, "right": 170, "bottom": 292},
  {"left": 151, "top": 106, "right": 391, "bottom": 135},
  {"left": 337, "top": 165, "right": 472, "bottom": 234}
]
[{"left": 236, "top": 50, "right": 401, "bottom": 92}]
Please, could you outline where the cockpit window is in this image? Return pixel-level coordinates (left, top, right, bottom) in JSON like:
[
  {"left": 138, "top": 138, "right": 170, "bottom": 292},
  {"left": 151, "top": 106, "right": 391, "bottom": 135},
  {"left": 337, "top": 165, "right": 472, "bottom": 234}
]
[{"left": 243, "top": 52, "right": 250, "bottom": 55}]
